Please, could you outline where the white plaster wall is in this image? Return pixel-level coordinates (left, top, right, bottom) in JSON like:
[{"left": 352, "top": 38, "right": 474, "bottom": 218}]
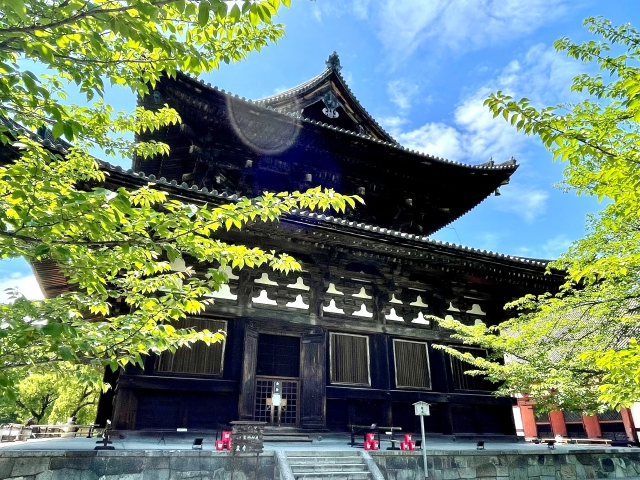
[
  {"left": 512, "top": 406, "right": 525, "bottom": 436},
  {"left": 630, "top": 402, "right": 640, "bottom": 429}
]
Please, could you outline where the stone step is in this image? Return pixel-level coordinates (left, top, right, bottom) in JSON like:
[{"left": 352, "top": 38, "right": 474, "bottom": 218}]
[
  {"left": 291, "top": 464, "right": 367, "bottom": 473},
  {"left": 263, "top": 435, "right": 312, "bottom": 442},
  {"left": 264, "top": 427, "right": 305, "bottom": 434},
  {"left": 288, "top": 456, "right": 364, "bottom": 465},
  {"left": 293, "top": 472, "right": 371, "bottom": 480},
  {"left": 285, "top": 451, "right": 367, "bottom": 457}
]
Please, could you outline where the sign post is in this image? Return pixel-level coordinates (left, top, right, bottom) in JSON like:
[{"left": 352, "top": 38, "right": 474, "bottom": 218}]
[{"left": 413, "top": 402, "right": 430, "bottom": 479}]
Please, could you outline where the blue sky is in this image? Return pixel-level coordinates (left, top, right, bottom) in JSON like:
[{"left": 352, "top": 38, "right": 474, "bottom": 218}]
[{"left": 2, "top": 0, "right": 638, "bottom": 301}]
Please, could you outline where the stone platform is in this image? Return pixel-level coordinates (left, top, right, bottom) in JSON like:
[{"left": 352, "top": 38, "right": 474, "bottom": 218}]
[{"left": 1, "top": 434, "right": 640, "bottom": 479}]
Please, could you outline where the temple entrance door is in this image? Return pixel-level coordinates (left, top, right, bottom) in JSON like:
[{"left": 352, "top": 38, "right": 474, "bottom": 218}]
[
  {"left": 253, "top": 334, "right": 301, "bottom": 426},
  {"left": 254, "top": 377, "right": 299, "bottom": 425}
]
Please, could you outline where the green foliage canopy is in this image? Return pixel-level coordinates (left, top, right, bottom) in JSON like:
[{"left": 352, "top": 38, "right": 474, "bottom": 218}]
[
  {"left": 0, "top": 0, "right": 363, "bottom": 395},
  {"left": 438, "top": 17, "right": 640, "bottom": 413},
  {"left": 0, "top": 365, "right": 100, "bottom": 424}
]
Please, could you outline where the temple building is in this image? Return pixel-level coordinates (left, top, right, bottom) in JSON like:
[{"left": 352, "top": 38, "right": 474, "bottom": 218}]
[{"left": 32, "top": 54, "right": 582, "bottom": 438}]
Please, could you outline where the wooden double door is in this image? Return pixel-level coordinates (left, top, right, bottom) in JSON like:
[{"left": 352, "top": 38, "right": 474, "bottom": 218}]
[{"left": 239, "top": 327, "right": 326, "bottom": 429}]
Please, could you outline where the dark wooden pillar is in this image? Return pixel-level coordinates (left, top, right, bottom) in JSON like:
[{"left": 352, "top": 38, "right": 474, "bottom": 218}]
[
  {"left": 111, "top": 384, "right": 138, "bottom": 430},
  {"left": 300, "top": 330, "right": 326, "bottom": 429},
  {"left": 238, "top": 326, "right": 259, "bottom": 421},
  {"left": 441, "top": 403, "right": 454, "bottom": 435}
]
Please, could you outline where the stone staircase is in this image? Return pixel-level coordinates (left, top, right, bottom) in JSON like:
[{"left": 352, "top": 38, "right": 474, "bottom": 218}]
[
  {"left": 264, "top": 426, "right": 313, "bottom": 443},
  {"left": 285, "top": 451, "right": 372, "bottom": 480}
]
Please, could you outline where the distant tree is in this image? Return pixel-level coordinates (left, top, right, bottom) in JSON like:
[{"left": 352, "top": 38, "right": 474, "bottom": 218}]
[
  {"left": 437, "top": 17, "right": 640, "bottom": 412},
  {"left": 0, "top": 0, "right": 362, "bottom": 396},
  {"left": 0, "top": 366, "right": 99, "bottom": 424}
]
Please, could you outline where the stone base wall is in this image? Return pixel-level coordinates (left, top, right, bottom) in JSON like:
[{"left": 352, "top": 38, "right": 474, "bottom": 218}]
[
  {"left": 2, "top": 449, "right": 640, "bottom": 480},
  {"left": 370, "top": 450, "right": 640, "bottom": 480},
  {"left": 0, "top": 450, "right": 274, "bottom": 480}
]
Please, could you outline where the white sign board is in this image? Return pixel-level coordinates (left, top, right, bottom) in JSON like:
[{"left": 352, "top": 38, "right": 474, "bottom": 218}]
[
  {"left": 413, "top": 401, "right": 430, "bottom": 416},
  {"left": 272, "top": 393, "right": 282, "bottom": 407}
]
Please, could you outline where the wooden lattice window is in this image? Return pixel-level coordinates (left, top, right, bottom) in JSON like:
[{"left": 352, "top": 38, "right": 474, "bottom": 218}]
[
  {"left": 156, "top": 318, "right": 226, "bottom": 375},
  {"left": 449, "top": 346, "right": 495, "bottom": 391},
  {"left": 329, "top": 333, "right": 370, "bottom": 386},
  {"left": 393, "top": 339, "right": 431, "bottom": 389}
]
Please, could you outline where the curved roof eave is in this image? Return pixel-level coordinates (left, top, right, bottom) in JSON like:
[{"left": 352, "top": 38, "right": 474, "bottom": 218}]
[{"left": 101, "top": 159, "right": 550, "bottom": 269}]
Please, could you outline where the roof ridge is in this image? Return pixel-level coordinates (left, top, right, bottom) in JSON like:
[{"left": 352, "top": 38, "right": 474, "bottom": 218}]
[
  {"left": 253, "top": 52, "right": 398, "bottom": 144},
  {"left": 254, "top": 68, "right": 332, "bottom": 105},
  {"left": 331, "top": 67, "right": 398, "bottom": 145}
]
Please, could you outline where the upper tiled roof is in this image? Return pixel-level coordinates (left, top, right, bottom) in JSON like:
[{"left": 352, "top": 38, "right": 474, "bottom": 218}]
[{"left": 173, "top": 71, "right": 519, "bottom": 173}]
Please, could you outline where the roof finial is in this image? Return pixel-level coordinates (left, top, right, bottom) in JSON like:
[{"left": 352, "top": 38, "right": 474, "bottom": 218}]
[{"left": 325, "top": 51, "right": 342, "bottom": 72}]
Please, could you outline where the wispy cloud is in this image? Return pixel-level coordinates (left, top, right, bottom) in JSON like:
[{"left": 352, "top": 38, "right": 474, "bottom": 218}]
[
  {"left": 386, "top": 44, "right": 581, "bottom": 164},
  {"left": 393, "top": 122, "right": 464, "bottom": 160},
  {"left": 341, "top": 70, "right": 354, "bottom": 85},
  {"left": 540, "top": 234, "right": 573, "bottom": 259},
  {"left": 387, "top": 79, "right": 420, "bottom": 112},
  {"left": 387, "top": 87, "right": 525, "bottom": 164},
  {"left": 493, "top": 183, "right": 549, "bottom": 223},
  {"left": 0, "top": 273, "right": 43, "bottom": 303},
  {"left": 378, "top": 116, "right": 409, "bottom": 130},
  {"left": 382, "top": 44, "right": 582, "bottom": 223},
  {"left": 358, "top": 0, "right": 568, "bottom": 55},
  {"left": 311, "top": 4, "right": 322, "bottom": 23},
  {"left": 474, "top": 232, "right": 503, "bottom": 252},
  {"left": 352, "top": 0, "right": 372, "bottom": 19},
  {"left": 515, "top": 234, "right": 572, "bottom": 260}
]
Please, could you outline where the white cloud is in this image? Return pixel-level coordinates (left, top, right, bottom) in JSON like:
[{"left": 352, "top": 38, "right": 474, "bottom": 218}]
[
  {"left": 360, "top": 0, "right": 567, "bottom": 55},
  {"left": 352, "top": 0, "right": 372, "bottom": 19},
  {"left": 341, "top": 70, "right": 354, "bottom": 85},
  {"left": 0, "top": 273, "right": 44, "bottom": 303},
  {"left": 494, "top": 183, "right": 549, "bottom": 223},
  {"left": 393, "top": 122, "right": 464, "bottom": 160},
  {"left": 380, "top": 45, "right": 581, "bottom": 224},
  {"left": 515, "top": 234, "right": 572, "bottom": 260},
  {"left": 312, "top": 4, "right": 322, "bottom": 22},
  {"left": 540, "top": 234, "right": 572, "bottom": 259},
  {"left": 387, "top": 79, "right": 419, "bottom": 111},
  {"left": 474, "top": 232, "right": 502, "bottom": 252},
  {"left": 388, "top": 89, "right": 524, "bottom": 164},
  {"left": 310, "top": 2, "right": 345, "bottom": 23},
  {"left": 388, "top": 44, "right": 581, "bottom": 164},
  {"left": 378, "top": 116, "right": 409, "bottom": 130}
]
